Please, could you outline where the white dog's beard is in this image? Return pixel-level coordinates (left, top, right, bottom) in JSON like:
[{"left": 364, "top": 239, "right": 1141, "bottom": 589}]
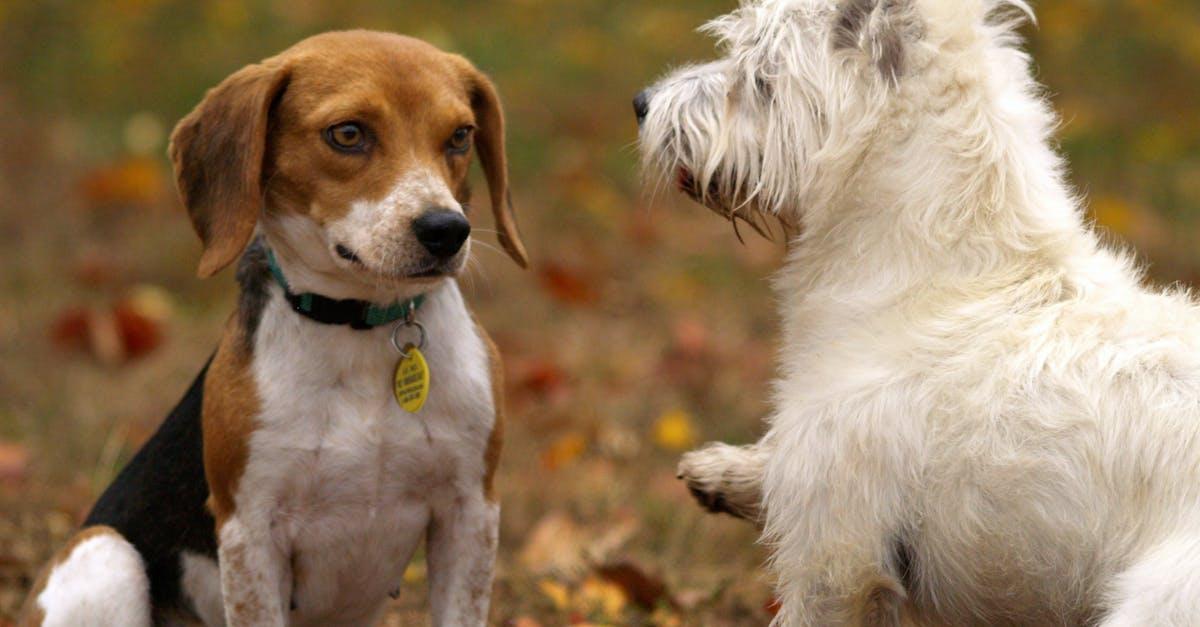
[
  {"left": 671, "top": 162, "right": 799, "bottom": 243},
  {"left": 640, "top": 94, "right": 797, "bottom": 241}
]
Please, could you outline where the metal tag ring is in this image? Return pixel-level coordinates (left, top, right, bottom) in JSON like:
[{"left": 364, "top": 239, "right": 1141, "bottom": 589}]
[{"left": 391, "top": 320, "right": 427, "bottom": 357}]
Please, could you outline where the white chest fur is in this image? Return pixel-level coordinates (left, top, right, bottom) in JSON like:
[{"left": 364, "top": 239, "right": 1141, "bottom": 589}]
[{"left": 202, "top": 281, "right": 495, "bottom": 626}]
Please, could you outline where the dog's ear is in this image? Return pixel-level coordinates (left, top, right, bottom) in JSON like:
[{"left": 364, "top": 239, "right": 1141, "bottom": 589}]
[
  {"left": 833, "top": 0, "right": 920, "bottom": 86},
  {"left": 169, "top": 61, "right": 290, "bottom": 278},
  {"left": 466, "top": 68, "right": 528, "bottom": 269}
]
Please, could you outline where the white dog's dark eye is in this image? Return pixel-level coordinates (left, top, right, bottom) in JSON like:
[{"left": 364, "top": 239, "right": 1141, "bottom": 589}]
[
  {"left": 447, "top": 126, "right": 474, "bottom": 153},
  {"left": 325, "top": 122, "right": 368, "bottom": 153}
]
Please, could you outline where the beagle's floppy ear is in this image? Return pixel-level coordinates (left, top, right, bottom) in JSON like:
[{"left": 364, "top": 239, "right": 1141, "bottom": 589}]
[
  {"left": 468, "top": 69, "right": 528, "bottom": 268},
  {"left": 169, "top": 61, "right": 290, "bottom": 278}
]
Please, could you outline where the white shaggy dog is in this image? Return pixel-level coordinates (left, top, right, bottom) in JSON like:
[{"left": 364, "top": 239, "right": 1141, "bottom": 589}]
[{"left": 637, "top": 0, "right": 1200, "bottom": 625}]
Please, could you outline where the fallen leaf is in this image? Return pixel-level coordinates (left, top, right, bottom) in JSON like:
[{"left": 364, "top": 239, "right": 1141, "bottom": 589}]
[
  {"left": 87, "top": 308, "right": 125, "bottom": 365},
  {"left": 50, "top": 292, "right": 167, "bottom": 364},
  {"left": 652, "top": 410, "right": 698, "bottom": 452},
  {"left": 113, "top": 300, "right": 163, "bottom": 360},
  {"left": 582, "top": 511, "right": 640, "bottom": 564},
  {"left": 541, "top": 432, "right": 587, "bottom": 471},
  {"left": 0, "top": 442, "right": 29, "bottom": 484},
  {"left": 538, "top": 579, "right": 572, "bottom": 611},
  {"left": 517, "top": 358, "right": 570, "bottom": 401},
  {"left": 50, "top": 307, "right": 91, "bottom": 350},
  {"left": 596, "top": 423, "right": 641, "bottom": 459},
  {"left": 671, "top": 317, "right": 710, "bottom": 359},
  {"left": 520, "top": 510, "right": 644, "bottom": 585},
  {"left": 78, "top": 156, "right": 165, "bottom": 210},
  {"left": 673, "top": 587, "right": 716, "bottom": 611},
  {"left": 521, "top": 512, "right": 588, "bottom": 577},
  {"left": 576, "top": 575, "right": 628, "bottom": 621},
  {"left": 124, "top": 284, "right": 174, "bottom": 322},
  {"left": 595, "top": 561, "right": 678, "bottom": 611},
  {"left": 538, "top": 262, "right": 598, "bottom": 305},
  {"left": 649, "top": 606, "right": 684, "bottom": 627}
]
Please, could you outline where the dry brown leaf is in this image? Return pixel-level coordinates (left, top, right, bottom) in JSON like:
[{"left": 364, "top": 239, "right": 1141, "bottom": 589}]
[
  {"left": 88, "top": 308, "right": 125, "bottom": 364},
  {"left": 50, "top": 307, "right": 91, "bottom": 351},
  {"left": 594, "top": 560, "right": 678, "bottom": 611},
  {"left": 538, "top": 262, "right": 598, "bottom": 305},
  {"left": 517, "top": 358, "right": 570, "bottom": 402},
  {"left": 520, "top": 510, "right": 642, "bottom": 582},
  {"left": 674, "top": 587, "right": 719, "bottom": 611},
  {"left": 670, "top": 317, "right": 710, "bottom": 359},
  {"left": 0, "top": 442, "right": 29, "bottom": 485},
  {"left": 112, "top": 299, "right": 164, "bottom": 360},
  {"left": 541, "top": 433, "right": 587, "bottom": 471},
  {"left": 520, "top": 512, "right": 589, "bottom": 577},
  {"left": 596, "top": 423, "right": 641, "bottom": 459},
  {"left": 49, "top": 293, "right": 166, "bottom": 364},
  {"left": 576, "top": 575, "right": 628, "bottom": 620},
  {"left": 649, "top": 606, "right": 685, "bottom": 627},
  {"left": 78, "top": 156, "right": 166, "bottom": 210},
  {"left": 582, "top": 511, "right": 640, "bottom": 564}
]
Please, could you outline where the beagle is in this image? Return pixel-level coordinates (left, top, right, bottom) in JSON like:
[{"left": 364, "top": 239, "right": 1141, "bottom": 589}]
[{"left": 19, "top": 30, "right": 526, "bottom": 627}]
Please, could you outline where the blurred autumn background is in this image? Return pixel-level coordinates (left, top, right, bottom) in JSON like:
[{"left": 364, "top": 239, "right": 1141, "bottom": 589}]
[{"left": 0, "top": 0, "right": 1197, "bottom": 624}]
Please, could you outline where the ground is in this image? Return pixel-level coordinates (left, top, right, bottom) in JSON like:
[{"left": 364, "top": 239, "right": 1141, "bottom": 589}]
[{"left": 0, "top": 0, "right": 1198, "bottom": 624}]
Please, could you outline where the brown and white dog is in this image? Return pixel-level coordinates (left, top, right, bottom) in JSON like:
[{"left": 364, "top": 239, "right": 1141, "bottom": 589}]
[{"left": 19, "top": 30, "right": 526, "bottom": 627}]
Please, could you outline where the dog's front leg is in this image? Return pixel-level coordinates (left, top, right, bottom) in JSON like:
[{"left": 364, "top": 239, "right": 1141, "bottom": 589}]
[
  {"left": 764, "top": 416, "right": 913, "bottom": 626},
  {"left": 217, "top": 516, "right": 291, "bottom": 627},
  {"left": 678, "top": 441, "right": 769, "bottom": 525},
  {"left": 426, "top": 490, "right": 499, "bottom": 626}
]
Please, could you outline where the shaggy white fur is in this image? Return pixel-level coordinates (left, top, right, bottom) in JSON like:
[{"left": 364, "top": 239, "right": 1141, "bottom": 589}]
[{"left": 640, "top": 0, "right": 1200, "bottom": 625}]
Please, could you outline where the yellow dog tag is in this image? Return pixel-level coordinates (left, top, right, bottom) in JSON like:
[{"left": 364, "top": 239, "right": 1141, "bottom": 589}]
[{"left": 393, "top": 345, "right": 430, "bottom": 413}]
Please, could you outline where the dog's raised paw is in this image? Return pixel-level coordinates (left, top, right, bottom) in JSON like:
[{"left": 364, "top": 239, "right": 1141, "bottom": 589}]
[
  {"left": 677, "top": 444, "right": 764, "bottom": 524},
  {"left": 686, "top": 483, "right": 730, "bottom": 514}
]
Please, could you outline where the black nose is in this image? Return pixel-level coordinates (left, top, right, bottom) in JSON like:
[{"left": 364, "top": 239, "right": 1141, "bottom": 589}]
[
  {"left": 633, "top": 90, "right": 650, "bottom": 124},
  {"left": 412, "top": 210, "right": 470, "bottom": 259}
]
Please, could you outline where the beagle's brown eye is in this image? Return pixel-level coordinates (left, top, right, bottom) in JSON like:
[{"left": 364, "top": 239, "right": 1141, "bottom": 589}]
[
  {"left": 325, "top": 122, "right": 368, "bottom": 153},
  {"left": 447, "top": 126, "right": 474, "bottom": 154}
]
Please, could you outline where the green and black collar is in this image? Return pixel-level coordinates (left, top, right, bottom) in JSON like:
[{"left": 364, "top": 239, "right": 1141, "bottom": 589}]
[{"left": 266, "top": 249, "right": 424, "bottom": 331}]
